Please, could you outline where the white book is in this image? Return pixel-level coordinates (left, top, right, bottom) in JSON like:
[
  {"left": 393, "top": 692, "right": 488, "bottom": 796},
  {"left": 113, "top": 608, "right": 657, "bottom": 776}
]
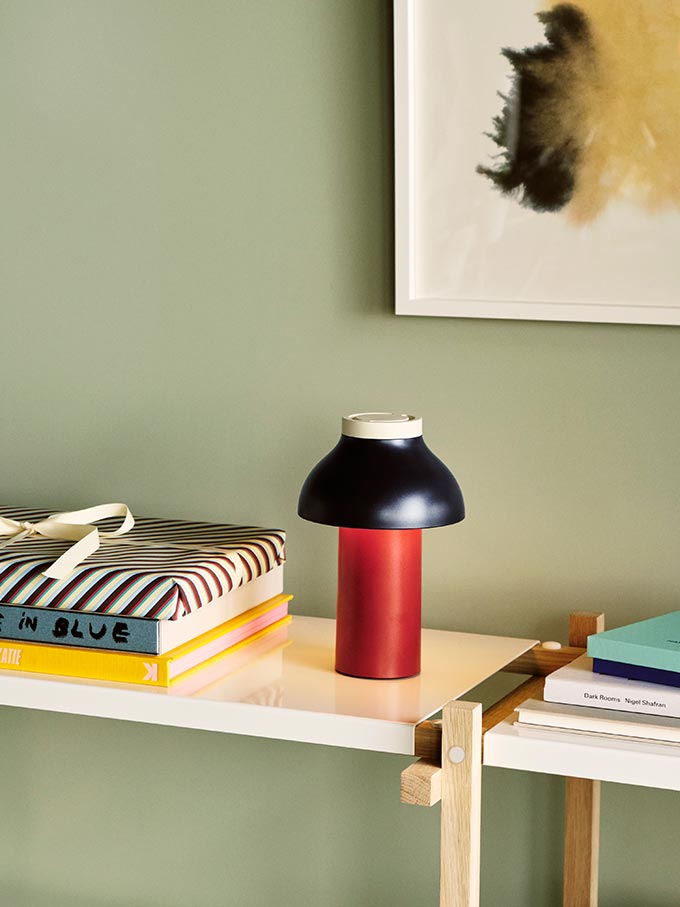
[
  {"left": 158, "top": 565, "right": 284, "bottom": 652},
  {"left": 516, "top": 698, "right": 680, "bottom": 745},
  {"left": 544, "top": 653, "right": 680, "bottom": 719}
]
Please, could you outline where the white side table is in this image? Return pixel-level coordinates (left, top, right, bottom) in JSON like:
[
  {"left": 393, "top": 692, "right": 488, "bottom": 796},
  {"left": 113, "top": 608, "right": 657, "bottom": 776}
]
[{"left": 0, "top": 614, "right": 538, "bottom": 906}]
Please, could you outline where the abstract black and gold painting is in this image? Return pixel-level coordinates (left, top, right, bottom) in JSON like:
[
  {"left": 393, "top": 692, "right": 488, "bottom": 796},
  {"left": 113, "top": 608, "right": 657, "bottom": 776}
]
[{"left": 395, "top": 0, "right": 680, "bottom": 323}]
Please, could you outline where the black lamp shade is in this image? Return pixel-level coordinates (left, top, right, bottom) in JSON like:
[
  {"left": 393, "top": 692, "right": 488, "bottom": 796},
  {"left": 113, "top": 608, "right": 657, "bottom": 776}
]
[{"left": 297, "top": 435, "right": 465, "bottom": 530}]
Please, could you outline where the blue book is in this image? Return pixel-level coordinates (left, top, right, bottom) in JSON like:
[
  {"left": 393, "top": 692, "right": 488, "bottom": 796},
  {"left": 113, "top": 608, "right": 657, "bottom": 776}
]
[
  {"left": 592, "top": 657, "right": 680, "bottom": 689},
  {"left": 587, "top": 610, "right": 680, "bottom": 674},
  {"left": 0, "top": 602, "right": 159, "bottom": 654}
]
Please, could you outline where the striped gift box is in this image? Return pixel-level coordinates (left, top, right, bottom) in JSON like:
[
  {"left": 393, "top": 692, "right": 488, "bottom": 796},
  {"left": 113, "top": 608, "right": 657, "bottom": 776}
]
[{"left": 0, "top": 506, "right": 285, "bottom": 621}]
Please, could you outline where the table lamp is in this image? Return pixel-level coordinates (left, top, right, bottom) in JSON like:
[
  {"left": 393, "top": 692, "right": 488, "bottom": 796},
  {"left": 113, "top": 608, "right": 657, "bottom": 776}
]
[{"left": 297, "top": 413, "right": 465, "bottom": 679}]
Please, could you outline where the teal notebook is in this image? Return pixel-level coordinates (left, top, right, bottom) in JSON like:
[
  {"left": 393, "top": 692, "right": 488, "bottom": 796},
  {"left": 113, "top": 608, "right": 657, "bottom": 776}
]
[{"left": 587, "top": 611, "right": 680, "bottom": 673}]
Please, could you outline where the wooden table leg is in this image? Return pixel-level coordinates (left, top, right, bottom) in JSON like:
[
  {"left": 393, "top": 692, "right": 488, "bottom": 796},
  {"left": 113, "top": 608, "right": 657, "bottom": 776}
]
[
  {"left": 440, "top": 700, "right": 482, "bottom": 907},
  {"left": 563, "top": 611, "right": 604, "bottom": 907},
  {"left": 564, "top": 776, "right": 600, "bottom": 906}
]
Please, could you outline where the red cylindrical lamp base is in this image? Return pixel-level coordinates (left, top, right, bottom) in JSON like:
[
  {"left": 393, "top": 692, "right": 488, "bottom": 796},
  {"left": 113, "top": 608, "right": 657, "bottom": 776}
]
[{"left": 335, "top": 527, "right": 422, "bottom": 679}]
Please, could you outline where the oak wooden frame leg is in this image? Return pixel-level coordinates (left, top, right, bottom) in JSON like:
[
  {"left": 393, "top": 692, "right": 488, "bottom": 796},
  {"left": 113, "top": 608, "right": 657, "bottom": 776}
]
[
  {"left": 401, "top": 609, "right": 604, "bottom": 905},
  {"left": 563, "top": 612, "right": 604, "bottom": 907},
  {"left": 564, "top": 777, "right": 600, "bottom": 906},
  {"left": 440, "top": 700, "right": 482, "bottom": 907}
]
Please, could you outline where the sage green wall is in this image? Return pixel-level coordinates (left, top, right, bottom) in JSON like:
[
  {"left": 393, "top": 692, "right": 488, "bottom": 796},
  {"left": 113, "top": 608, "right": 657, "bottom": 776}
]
[{"left": 1, "top": 2, "right": 679, "bottom": 905}]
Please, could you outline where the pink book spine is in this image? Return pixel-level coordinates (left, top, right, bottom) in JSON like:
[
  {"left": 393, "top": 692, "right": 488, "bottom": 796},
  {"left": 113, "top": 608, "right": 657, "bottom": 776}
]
[{"left": 169, "top": 601, "right": 290, "bottom": 679}]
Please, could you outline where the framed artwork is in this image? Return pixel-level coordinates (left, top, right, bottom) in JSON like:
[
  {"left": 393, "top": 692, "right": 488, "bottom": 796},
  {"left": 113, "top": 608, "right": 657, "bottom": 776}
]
[{"left": 394, "top": 0, "right": 680, "bottom": 324}]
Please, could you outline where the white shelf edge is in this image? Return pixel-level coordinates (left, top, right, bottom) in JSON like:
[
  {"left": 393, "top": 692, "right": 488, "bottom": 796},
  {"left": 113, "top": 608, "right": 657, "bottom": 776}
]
[
  {"left": 484, "top": 715, "right": 680, "bottom": 792},
  {"left": 0, "top": 671, "right": 416, "bottom": 755}
]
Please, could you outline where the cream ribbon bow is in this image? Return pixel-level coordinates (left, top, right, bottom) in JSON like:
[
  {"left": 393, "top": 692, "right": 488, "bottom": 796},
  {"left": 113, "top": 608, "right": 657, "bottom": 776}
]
[{"left": 0, "top": 503, "right": 135, "bottom": 580}]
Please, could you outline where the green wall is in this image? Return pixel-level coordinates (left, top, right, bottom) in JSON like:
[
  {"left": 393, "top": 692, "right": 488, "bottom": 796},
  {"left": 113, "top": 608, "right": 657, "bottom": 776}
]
[{"left": 1, "top": 2, "right": 680, "bottom": 904}]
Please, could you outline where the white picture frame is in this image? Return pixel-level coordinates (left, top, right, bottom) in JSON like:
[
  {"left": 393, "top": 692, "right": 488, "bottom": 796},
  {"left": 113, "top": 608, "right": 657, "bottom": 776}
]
[{"left": 394, "top": 0, "right": 680, "bottom": 325}]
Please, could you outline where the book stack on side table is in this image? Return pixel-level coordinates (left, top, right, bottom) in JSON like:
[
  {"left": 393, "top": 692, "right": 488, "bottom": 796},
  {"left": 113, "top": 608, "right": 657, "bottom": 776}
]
[
  {"left": 588, "top": 610, "right": 680, "bottom": 689},
  {"left": 0, "top": 506, "right": 290, "bottom": 690},
  {"left": 514, "top": 610, "right": 680, "bottom": 744}
]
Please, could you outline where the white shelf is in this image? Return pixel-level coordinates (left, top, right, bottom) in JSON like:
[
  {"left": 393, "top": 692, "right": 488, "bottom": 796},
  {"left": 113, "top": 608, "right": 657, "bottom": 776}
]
[
  {"left": 0, "top": 615, "right": 535, "bottom": 755},
  {"left": 484, "top": 713, "right": 680, "bottom": 792}
]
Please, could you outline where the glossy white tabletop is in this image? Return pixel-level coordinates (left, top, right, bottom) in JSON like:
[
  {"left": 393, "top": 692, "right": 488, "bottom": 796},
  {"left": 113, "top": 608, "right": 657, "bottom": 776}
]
[
  {"left": 0, "top": 616, "right": 536, "bottom": 754},
  {"left": 484, "top": 712, "right": 680, "bottom": 791}
]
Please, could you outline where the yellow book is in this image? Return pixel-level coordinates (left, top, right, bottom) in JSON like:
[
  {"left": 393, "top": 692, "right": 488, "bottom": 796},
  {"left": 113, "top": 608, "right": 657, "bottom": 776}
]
[{"left": 0, "top": 595, "right": 292, "bottom": 687}]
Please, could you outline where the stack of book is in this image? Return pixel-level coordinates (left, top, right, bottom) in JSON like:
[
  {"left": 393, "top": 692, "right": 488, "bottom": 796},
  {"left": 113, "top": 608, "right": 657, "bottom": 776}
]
[
  {"left": 0, "top": 506, "right": 291, "bottom": 691},
  {"left": 514, "top": 611, "right": 680, "bottom": 744}
]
